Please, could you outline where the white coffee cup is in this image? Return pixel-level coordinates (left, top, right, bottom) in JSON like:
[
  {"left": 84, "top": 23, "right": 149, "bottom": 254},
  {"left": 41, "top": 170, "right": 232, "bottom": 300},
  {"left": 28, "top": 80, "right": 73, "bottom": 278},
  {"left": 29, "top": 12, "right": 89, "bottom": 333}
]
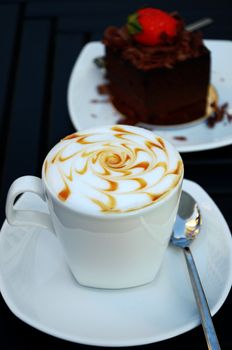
[{"left": 6, "top": 125, "right": 183, "bottom": 289}]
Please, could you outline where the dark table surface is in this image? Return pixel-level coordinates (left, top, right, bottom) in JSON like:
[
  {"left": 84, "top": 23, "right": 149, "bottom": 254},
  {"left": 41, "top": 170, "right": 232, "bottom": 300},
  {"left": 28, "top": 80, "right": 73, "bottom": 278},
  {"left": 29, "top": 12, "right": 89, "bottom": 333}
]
[{"left": 0, "top": 0, "right": 232, "bottom": 349}]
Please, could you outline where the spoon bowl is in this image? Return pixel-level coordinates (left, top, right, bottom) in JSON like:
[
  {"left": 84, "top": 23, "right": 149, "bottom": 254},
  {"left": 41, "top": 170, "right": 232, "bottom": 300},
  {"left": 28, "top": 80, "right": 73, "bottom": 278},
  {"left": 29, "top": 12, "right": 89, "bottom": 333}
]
[{"left": 171, "top": 191, "right": 201, "bottom": 248}]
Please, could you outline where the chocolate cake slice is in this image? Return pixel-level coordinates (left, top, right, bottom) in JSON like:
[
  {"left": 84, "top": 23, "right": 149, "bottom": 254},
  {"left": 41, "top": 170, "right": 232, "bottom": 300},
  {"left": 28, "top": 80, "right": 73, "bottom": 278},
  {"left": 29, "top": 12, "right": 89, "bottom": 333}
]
[{"left": 103, "top": 9, "right": 210, "bottom": 126}]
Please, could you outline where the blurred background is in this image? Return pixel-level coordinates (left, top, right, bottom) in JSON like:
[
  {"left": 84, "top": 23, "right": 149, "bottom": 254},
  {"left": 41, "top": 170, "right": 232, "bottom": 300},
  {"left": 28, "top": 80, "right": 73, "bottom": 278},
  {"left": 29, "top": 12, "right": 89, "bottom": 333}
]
[{"left": 0, "top": 0, "right": 232, "bottom": 349}]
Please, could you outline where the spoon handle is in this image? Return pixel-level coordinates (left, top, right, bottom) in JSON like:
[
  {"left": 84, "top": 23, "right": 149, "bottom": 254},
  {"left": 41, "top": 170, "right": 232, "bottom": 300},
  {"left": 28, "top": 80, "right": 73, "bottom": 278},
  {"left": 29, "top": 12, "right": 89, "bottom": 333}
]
[
  {"left": 184, "top": 247, "right": 221, "bottom": 350},
  {"left": 185, "top": 17, "right": 213, "bottom": 32}
]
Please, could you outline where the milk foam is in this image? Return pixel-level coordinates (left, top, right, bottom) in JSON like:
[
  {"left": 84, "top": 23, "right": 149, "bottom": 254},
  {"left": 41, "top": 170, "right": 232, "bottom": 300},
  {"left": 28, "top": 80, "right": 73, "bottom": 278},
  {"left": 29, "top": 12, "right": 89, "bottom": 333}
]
[{"left": 43, "top": 125, "right": 183, "bottom": 214}]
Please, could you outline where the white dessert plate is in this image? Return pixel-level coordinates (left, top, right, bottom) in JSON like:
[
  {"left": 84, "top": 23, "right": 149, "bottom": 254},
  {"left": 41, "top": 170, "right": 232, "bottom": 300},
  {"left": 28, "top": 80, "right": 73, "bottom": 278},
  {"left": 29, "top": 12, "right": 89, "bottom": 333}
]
[
  {"left": 0, "top": 179, "right": 232, "bottom": 347},
  {"left": 67, "top": 40, "right": 232, "bottom": 153}
]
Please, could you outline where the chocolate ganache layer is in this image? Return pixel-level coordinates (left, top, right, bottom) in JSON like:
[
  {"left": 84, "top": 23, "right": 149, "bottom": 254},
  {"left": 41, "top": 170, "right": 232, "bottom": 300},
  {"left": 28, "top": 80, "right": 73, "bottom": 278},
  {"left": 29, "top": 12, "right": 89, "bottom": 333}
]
[{"left": 103, "top": 14, "right": 208, "bottom": 70}]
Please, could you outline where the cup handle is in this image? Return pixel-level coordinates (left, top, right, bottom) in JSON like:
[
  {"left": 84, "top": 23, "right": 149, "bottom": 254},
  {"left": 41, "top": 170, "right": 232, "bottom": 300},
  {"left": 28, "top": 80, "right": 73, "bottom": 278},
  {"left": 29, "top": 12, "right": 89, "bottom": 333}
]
[{"left": 5, "top": 175, "right": 55, "bottom": 234}]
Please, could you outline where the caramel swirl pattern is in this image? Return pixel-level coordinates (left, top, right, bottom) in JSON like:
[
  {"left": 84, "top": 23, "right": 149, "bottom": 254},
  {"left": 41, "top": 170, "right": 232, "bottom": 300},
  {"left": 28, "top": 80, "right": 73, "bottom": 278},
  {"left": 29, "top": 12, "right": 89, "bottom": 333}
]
[{"left": 44, "top": 125, "right": 183, "bottom": 214}]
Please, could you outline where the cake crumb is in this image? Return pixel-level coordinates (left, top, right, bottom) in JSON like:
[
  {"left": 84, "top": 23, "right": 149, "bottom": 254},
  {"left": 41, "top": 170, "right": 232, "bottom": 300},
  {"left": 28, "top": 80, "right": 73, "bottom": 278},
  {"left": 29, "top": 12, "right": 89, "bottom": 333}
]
[
  {"left": 206, "top": 102, "right": 231, "bottom": 128},
  {"left": 91, "top": 99, "right": 110, "bottom": 103},
  {"left": 173, "top": 136, "right": 187, "bottom": 141},
  {"left": 97, "top": 84, "right": 110, "bottom": 95}
]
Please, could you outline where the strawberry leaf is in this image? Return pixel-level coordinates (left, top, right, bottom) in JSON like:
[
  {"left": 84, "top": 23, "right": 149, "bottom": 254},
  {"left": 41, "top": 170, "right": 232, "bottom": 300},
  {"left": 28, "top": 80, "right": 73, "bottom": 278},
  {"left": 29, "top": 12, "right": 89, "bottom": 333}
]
[{"left": 127, "top": 13, "right": 142, "bottom": 35}]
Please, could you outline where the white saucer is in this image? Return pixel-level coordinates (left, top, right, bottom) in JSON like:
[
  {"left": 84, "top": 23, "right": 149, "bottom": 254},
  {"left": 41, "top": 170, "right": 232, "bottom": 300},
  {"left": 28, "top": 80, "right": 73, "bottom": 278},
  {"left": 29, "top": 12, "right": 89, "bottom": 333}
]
[
  {"left": 0, "top": 180, "right": 232, "bottom": 347},
  {"left": 67, "top": 40, "right": 232, "bottom": 153}
]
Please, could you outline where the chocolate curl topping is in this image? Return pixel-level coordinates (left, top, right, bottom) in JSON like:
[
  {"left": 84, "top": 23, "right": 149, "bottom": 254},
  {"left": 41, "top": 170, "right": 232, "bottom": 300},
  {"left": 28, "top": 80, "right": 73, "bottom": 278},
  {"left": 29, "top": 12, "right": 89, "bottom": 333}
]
[{"left": 103, "top": 14, "right": 208, "bottom": 70}]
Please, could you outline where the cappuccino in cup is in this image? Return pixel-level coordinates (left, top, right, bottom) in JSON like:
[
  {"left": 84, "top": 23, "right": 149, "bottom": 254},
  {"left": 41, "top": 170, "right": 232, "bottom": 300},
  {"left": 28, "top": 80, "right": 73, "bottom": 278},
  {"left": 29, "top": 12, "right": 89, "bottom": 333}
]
[
  {"left": 44, "top": 125, "right": 183, "bottom": 214},
  {"left": 6, "top": 125, "right": 183, "bottom": 288}
]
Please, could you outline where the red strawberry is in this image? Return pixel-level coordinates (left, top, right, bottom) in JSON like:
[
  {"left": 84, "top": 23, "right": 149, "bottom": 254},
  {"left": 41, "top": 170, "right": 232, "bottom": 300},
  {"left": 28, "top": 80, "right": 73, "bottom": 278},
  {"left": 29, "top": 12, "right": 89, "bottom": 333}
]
[{"left": 127, "top": 8, "right": 177, "bottom": 46}]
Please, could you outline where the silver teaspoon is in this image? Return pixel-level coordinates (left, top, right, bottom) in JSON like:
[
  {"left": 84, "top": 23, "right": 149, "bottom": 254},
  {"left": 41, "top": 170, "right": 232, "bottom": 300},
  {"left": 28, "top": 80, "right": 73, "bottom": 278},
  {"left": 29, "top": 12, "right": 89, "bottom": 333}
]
[{"left": 171, "top": 191, "right": 221, "bottom": 350}]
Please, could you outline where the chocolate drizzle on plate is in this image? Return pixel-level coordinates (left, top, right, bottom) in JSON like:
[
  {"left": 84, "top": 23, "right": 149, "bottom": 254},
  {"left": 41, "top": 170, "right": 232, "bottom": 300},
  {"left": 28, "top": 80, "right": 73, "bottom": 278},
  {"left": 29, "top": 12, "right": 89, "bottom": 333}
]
[{"left": 173, "top": 136, "right": 187, "bottom": 141}]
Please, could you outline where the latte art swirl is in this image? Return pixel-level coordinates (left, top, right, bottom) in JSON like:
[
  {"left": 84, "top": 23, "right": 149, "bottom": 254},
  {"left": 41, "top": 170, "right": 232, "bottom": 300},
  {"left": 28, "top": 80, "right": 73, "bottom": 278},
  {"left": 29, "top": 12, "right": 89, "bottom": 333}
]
[{"left": 43, "top": 125, "right": 183, "bottom": 214}]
